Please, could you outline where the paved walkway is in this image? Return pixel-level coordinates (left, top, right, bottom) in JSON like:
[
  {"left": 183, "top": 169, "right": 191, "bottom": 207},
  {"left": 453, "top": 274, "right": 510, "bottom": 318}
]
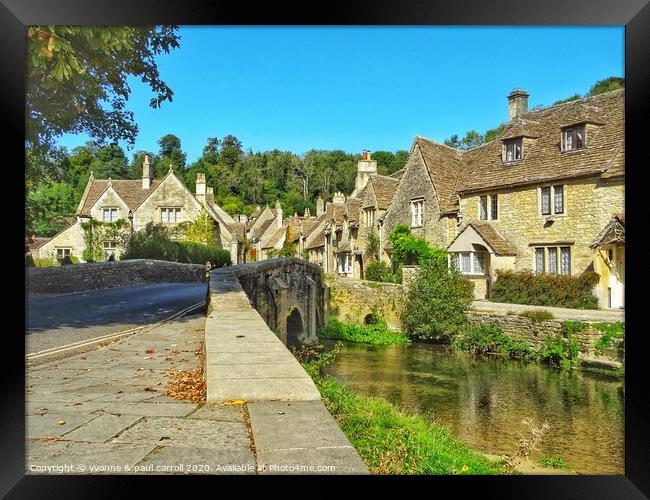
[
  {"left": 472, "top": 300, "right": 625, "bottom": 323},
  {"left": 26, "top": 313, "right": 367, "bottom": 475}
]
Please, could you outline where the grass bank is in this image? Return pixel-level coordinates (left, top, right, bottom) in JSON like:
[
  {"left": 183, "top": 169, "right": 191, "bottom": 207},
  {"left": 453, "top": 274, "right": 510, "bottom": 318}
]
[
  {"left": 318, "top": 317, "right": 410, "bottom": 346},
  {"left": 302, "top": 344, "right": 502, "bottom": 475}
]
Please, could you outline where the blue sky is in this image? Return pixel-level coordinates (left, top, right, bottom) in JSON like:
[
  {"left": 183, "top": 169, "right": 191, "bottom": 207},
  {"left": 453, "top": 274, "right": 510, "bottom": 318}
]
[{"left": 57, "top": 26, "right": 624, "bottom": 163}]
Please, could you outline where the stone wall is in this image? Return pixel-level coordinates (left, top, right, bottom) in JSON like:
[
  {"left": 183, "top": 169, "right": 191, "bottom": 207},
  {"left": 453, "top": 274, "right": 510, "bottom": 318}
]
[
  {"left": 459, "top": 176, "right": 624, "bottom": 275},
  {"left": 466, "top": 309, "right": 621, "bottom": 360},
  {"left": 329, "top": 277, "right": 404, "bottom": 330},
  {"left": 26, "top": 259, "right": 206, "bottom": 294}
]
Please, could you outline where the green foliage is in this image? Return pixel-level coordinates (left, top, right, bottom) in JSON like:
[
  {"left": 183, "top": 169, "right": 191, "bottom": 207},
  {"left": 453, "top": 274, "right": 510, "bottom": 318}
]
[
  {"left": 594, "top": 322, "right": 625, "bottom": 352},
  {"left": 302, "top": 347, "right": 501, "bottom": 475},
  {"left": 59, "top": 255, "right": 78, "bottom": 265},
  {"left": 587, "top": 77, "right": 624, "bottom": 96},
  {"left": 25, "top": 253, "right": 35, "bottom": 267},
  {"left": 444, "top": 124, "right": 506, "bottom": 149},
  {"left": 387, "top": 225, "right": 445, "bottom": 266},
  {"left": 123, "top": 222, "right": 230, "bottom": 267},
  {"left": 32, "top": 256, "right": 58, "bottom": 267},
  {"left": 371, "top": 150, "right": 409, "bottom": 176},
  {"left": 81, "top": 218, "right": 129, "bottom": 262},
  {"left": 452, "top": 323, "right": 534, "bottom": 360},
  {"left": 364, "top": 229, "right": 380, "bottom": 261},
  {"left": 517, "top": 310, "right": 555, "bottom": 322},
  {"left": 27, "top": 182, "right": 77, "bottom": 237},
  {"left": 491, "top": 270, "right": 599, "bottom": 309},
  {"left": 364, "top": 261, "right": 398, "bottom": 283},
  {"left": 539, "top": 456, "right": 570, "bottom": 470},
  {"left": 538, "top": 323, "right": 582, "bottom": 370},
  {"left": 26, "top": 26, "right": 180, "bottom": 157},
  {"left": 401, "top": 256, "right": 474, "bottom": 341},
  {"left": 319, "top": 317, "right": 410, "bottom": 346},
  {"left": 553, "top": 94, "right": 582, "bottom": 105},
  {"left": 179, "top": 207, "right": 216, "bottom": 246}
]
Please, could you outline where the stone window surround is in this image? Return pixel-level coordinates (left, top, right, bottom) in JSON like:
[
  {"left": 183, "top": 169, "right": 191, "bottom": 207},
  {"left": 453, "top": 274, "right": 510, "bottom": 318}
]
[
  {"left": 538, "top": 184, "right": 566, "bottom": 218},
  {"left": 479, "top": 193, "right": 499, "bottom": 221},
  {"left": 364, "top": 208, "right": 375, "bottom": 228},
  {"left": 502, "top": 137, "right": 523, "bottom": 163},
  {"left": 448, "top": 250, "right": 488, "bottom": 277},
  {"left": 561, "top": 124, "right": 586, "bottom": 152},
  {"left": 337, "top": 252, "right": 353, "bottom": 274},
  {"left": 532, "top": 244, "right": 572, "bottom": 275},
  {"left": 410, "top": 198, "right": 424, "bottom": 228},
  {"left": 55, "top": 247, "right": 72, "bottom": 259},
  {"left": 160, "top": 207, "right": 182, "bottom": 223},
  {"left": 102, "top": 207, "right": 119, "bottom": 222}
]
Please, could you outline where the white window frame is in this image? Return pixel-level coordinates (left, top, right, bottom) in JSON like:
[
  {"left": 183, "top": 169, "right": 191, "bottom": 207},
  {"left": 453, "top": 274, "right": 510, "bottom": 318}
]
[
  {"left": 55, "top": 247, "right": 71, "bottom": 259},
  {"left": 103, "top": 240, "right": 118, "bottom": 260},
  {"left": 449, "top": 251, "right": 488, "bottom": 276},
  {"left": 337, "top": 252, "right": 352, "bottom": 274},
  {"left": 539, "top": 185, "right": 566, "bottom": 217},
  {"left": 161, "top": 207, "right": 182, "bottom": 223},
  {"left": 502, "top": 138, "right": 523, "bottom": 162},
  {"left": 102, "top": 207, "right": 118, "bottom": 222},
  {"left": 410, "top": 199, "right": 424, "bottom": 228}
]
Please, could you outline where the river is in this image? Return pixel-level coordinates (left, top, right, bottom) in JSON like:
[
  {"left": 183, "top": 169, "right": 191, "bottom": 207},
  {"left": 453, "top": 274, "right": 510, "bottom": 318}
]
[{"left": 321, "top": 340, "right": 624, "bottom": 474}]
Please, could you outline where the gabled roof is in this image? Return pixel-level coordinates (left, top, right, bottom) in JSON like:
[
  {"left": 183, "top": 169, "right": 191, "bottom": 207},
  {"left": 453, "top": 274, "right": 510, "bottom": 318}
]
[
  {"left": 415, "top": 136, "right": 464, "bottom": 213},
  {"left": 446, "top": 220, "right": 518, "bottom": 256},
  {"left": 345, "top": 197, "right": 361, "bottom": 224},
  {"left": 27, "top": 237, "right": 51, "bottom": 251},
  {"left": 458, "top": 89, "right": 624, "bottom": 193},
  {"left": 367, "top": 175, "right": 399, "bottom": 210},
  {"left": 590, "top": 213, "right": 625, "bottom": 249},
  {"left": 262, "top": 227, "right": 286, "bottom": 249},
  {"left": 77, "top": 178, "right": 164, "bottom": 215},
  {"left": 389, "top": 168, "right": 405, "bottom": 179},
  {"left": 305, "top": 232, "right": 325, "bottom": 250}
]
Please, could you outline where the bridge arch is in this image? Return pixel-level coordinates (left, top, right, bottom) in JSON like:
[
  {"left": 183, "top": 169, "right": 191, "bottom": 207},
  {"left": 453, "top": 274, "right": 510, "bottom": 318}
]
[
  {"left": 253, "top": 285, "right": 276, "bottom": 332},
  {"left": 286, "top": 308, "right": 304, "bottom": 347}
]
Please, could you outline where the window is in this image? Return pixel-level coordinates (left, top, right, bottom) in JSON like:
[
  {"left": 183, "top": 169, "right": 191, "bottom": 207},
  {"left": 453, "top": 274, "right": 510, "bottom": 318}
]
[
  {"left": 562, "top": 125, "right": 585, "bottom": 151},
  {"left": 540, "top": 185, "right": 565, "bottom": 216},
  {"left": 411, "top": 199, "right": 424, "bottom": 227},
  {"left": 541, "top": 187, "right": 551, "bottom": 215},
  {"left": 503, "top": 138, "right": 523, "bottom": 162},
  {"left": 364, "top": 208, "right": 375, "bottom": 228},
  {"left": 161, "top": 207, "right": 182, "bottom": 223},
  {"left": 480, "top": 194, "right": 498, "bottom": 220},
  {"left": 534, "top": 246, "right": 571, "bottom": 275},
  {"left": 337, "top": 253, "right": 352, "bottom": 274},
  {"left": 535, "top": 248, "right": 545, "bottom": 274},
  {"left": 102, "top": 208, "right": 118, "bottom": 222},
  {"left": 450, "top": 251, "right": 488, "bottom": 276},
  {"left": 56, "top": 248, "right": 71, "bottom": 259},
  {"left": 103, "top": 240, "right": 118, "bottom": 260}
]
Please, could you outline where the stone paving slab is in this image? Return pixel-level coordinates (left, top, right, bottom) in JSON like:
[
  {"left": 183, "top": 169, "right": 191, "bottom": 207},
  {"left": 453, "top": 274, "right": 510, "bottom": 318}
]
[
  {"left": 258, "top": 447, "right": 369, "bottom": 475},
  {"left": 186, "top": 403, "right": 244, "bottom": 422},
  {"left": 27, "top": 413, "right": 99, "bottom": 440},
  {"left": 61, "top": 414, "right": 143, "bottom": 443},
  {"left": 136, "top": 446, "right": 256, "bottom": 475},
  {"left": 207, "top": 377, "right": 320, "bottom": 402}
]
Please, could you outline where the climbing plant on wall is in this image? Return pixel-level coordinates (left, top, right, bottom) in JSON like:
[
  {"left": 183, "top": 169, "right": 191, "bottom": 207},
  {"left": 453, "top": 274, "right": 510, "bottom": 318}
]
[{"left": 80, "top": 218, "right": 129, "bottom": 262}]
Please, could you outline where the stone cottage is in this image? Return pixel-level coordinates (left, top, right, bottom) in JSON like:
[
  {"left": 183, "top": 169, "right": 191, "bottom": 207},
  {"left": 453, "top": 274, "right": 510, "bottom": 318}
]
[{"left": 32, "top": 156, "right": 242, "bottom": 264}]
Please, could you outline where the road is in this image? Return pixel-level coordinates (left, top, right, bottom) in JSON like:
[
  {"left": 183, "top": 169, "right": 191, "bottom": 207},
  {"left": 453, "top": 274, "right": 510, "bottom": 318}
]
[{"left": 26, "top": 283, "right": 208, "bottom": 354}]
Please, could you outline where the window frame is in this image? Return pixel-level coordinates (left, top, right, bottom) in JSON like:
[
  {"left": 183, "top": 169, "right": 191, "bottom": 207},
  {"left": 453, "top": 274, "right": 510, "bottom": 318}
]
[
  {"left": 160, "top": 207, "right": 182, "bottom": 223},
  {"left": 449, "top": 250, "right": 489, "bottom": 276},
  {"left": 502, "top": 138, "right": 523, "bottom": 163},
  {"left": 55, "top": 247, "right": 72, "bottom": 259},
  {"left": 562, "top": 124, "right": 586, "bottom": 152},
  {"left": 479, "top": 194, "right": 498, "bottom": 220},
  {"left": 533, "top": 246, "right": 572, "bottom": 275},
  {"left": 102, "top": 207, "right": 118, "bottom": 223},
  {"left": 410, "top": 199, "right": 424, "bottom": 228},
  {"left": 539, "top": 185, "right": 566, "bottom": 217}
]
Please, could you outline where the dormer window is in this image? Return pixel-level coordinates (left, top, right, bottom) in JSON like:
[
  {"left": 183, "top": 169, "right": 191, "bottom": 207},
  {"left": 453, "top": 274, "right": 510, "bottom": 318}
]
[
  {"left": 502, "top": 138, "right": 523, "bottom": 162},
  {"left": 562, "top": 125, "right": 585, "bottom": 151}
]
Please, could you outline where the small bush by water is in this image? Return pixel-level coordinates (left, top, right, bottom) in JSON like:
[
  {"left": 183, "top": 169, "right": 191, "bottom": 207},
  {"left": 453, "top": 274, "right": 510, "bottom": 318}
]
[
  {"left": 539, "top": 456, "right": 570, "bottom": 470},
  {"left": 318, "top": 317, "right": 410, "bottom": 346},
  {"left": 452, "top": 324, "right": 534, "bottom": 360},
  {"left": 302, "top": 344, "right": 502, "bottom": 475}
]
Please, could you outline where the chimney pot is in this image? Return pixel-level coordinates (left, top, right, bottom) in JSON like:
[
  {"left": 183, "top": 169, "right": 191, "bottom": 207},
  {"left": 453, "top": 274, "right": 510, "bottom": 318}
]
[{"left": 508, "top": 89, "right": 529, "bottom": 121}]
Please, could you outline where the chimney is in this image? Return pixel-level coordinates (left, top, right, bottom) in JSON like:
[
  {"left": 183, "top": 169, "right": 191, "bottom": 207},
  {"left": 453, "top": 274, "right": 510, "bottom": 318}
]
[
  {"left": 316, "top": 196, "right": 325, "bottom": 217},
  {"left": 354, "top": 150, "right": 377, "bottom": 193},
  {"left": 196, "top": 173, "right": 206, "bottom": 204},
  {"left": 275, "top": 200, "right": 283, "bottom": 229},
  {"left": 508, "top": 89, "right": 529, "bottom": 121},
  {"left": 142, "top": 154, "right": 153, "bottom": 189},
  {"left": 332, "top": 191, "right": 346, "bottom": 204},
  {"left": 304, "top": 207, "right": 311, "bottom": 217},
  {"left": 206, "top": 186, "right": 214, "bottom": 203}
]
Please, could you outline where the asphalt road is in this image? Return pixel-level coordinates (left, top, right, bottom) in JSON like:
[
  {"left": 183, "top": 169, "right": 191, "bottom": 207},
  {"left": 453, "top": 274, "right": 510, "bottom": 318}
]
[{"left": 26, "top": 282, "right": 208, "bottom": 354}]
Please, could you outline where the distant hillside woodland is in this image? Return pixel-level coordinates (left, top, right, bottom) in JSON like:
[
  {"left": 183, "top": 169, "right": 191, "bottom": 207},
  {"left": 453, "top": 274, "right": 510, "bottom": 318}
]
[{"left": 26, "top": 76, "right": 623, "bottom": 238}]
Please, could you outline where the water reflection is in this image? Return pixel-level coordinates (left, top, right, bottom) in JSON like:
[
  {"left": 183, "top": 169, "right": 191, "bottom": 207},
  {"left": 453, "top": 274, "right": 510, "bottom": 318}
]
[{"left": 321, "top": 341, "right": 624, "bottom": 474}]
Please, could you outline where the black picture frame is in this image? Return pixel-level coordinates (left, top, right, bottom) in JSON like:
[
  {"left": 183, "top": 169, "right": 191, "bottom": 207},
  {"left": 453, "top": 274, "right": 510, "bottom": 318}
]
[{"left": 4, "top": 1, "right": 648, "bottom": 497}]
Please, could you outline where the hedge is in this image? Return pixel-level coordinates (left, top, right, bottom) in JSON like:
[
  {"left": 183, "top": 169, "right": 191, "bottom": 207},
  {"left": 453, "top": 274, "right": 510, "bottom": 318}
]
[{"left": 490, "top": 270, "right": 599, "bottom": 309}]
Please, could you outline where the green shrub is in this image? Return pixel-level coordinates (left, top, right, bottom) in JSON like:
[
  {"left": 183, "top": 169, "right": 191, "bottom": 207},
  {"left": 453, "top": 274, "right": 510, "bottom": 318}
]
[
  {"left": 123, "top": 222, "right": 231, "bottom": 267},
  {"left": 59, "top": 255, "right": 75, "bottom": 265},
  {"left": 491, "top": 270, "right": 599, "bottom": 309},
  {"left": 364, "top": 260, "right": 397, "bottom": 283},
  {"left": 594, "top": 322, "right": 625, "bottom": 351},
  {"left": 517, "top": 310, "right": 555, "bottom": 322},
  {"left": 25, "top": 253, "right": 35, "bottom": 267},
  {"left": 401, "top": 256, "right": 474, "bottom": 341},
  {"left": 388, "top": 224, "right": 439, "bottom": 265},
  {"left": 452, "top": 323, "right": 533, "bottom": 360},
  {"left": 539, "top": 323, "right": 581, "bottom": 369},
  {"left": 32, "top": 256, "right": 58, "bottom": 267},
  {"left": 318, "top": 316, "right": 410, "bottom": 345},
  {"left": 539, "top": 456, "right": 570, "bottom": 470}
]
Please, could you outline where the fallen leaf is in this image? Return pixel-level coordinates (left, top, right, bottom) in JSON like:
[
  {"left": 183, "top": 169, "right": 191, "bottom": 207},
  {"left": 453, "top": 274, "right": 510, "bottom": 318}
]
[
  {"left": 109, "top": 412, "right": 122, "bottom": 416},
  {"left": 36, "top": 408, "right": 48, "bottom": 416},
  {"left": 223, "top": 400, "right": 246, "bottom": 406},
  {"left": 57, "top": 420, "right": 65, "bottom": 425},
  {"left": 41, "top": 435, "right": 61, "bottom": 444},
  {"left": 144, "top": 356, "right": 153, "bottom": 360},
  {"left": 64, "top": 402, "right": 82, "bottom": 407},
  {"left": 144, "top": 387, "right": 158, "bottom": 392},
  {"left": 165, "top": 357, "right": 173, "bottom": 361},
  {"left": 145, "top": 348, "right": 155, "bottom": 354},
  {"left": 277, "top": 411, "right": 285, "bottom": 415}
]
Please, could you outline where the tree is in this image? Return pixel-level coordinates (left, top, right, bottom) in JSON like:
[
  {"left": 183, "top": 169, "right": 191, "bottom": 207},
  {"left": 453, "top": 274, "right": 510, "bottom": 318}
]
[
  {"left": 26, "top": 26, "right": 180, "bottom": 157},
  {"left": 181, "top": 207, "right": 216, "bottom": 246},
  {"left": 27, "top": 183, "right": 77, "bottom": 237},
  {"left": 587, "top": 77, "right": 624, "bottom": 96},
  {"left": 93, "top": 144, "right": 130, "bottom": 179},
  {"left": 220, "top": 135, "right": 243, "bottom": 170},
  {"left": 156, "top": 134, "right": 186, "bottom": 176},
  {"left": 401, "top": 250, "right": 474, "bottom": 341}
]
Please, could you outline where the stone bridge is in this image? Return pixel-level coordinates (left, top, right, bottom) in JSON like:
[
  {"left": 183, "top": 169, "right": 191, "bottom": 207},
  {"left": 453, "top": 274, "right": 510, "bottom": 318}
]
[{"left": 204, "top": 257, "right": 328, "bottom": 402}]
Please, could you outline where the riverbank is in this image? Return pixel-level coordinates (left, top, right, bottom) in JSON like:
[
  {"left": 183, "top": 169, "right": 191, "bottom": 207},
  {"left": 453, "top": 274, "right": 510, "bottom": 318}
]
[{"left": 302, "top": 345, "right": 503, "bottom": 475}]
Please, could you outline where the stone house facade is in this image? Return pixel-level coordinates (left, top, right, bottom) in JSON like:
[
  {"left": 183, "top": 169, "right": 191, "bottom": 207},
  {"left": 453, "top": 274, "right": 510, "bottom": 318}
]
[{"left": 32, "top": 157, "right": 241, "bottom": 264}]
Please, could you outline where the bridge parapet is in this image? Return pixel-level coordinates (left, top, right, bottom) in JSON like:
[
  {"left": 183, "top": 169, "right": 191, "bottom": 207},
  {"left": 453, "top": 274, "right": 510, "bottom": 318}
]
[{"left": 205, "top": 258, "right": 322, "bottom": 402}]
